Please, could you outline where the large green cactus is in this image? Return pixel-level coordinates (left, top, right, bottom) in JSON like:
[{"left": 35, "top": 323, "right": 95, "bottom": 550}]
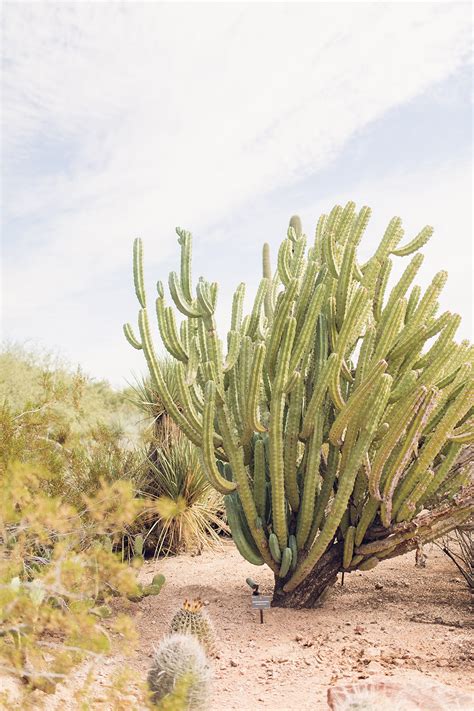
[{"left": 124, "top": 205, "right": 474, "bottom": 607}]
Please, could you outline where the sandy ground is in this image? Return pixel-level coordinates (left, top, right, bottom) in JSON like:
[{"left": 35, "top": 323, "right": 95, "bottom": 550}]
[{"left": 3, "top": 543, "right": 473, "bottom": 710}]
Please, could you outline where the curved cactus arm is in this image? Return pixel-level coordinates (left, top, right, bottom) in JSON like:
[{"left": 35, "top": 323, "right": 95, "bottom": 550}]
[
  {"left": 133, "top": 237, "right": 147, "bottom": 308},
  {"left": 248, "top": 279, "right": 269, "bottom": 340},
  {"left": 224, "top": 492, "right": 264, "bottom": 565},
  {"left": 277, "top": 239, "right": 293, "bottom": 286},
  {"left": 223, "top": 330, "right": 241, "bottom": 373},
  {"left": 123, "top": 322, "right": 142, "bottom": 350},
  {"left": 201, "top": 382, "right": 237, "bottom": 495},
  {"left": 168, "top": 271, "right": 202, "bottom": 318},
  {"left": 285, "top": 374, "right": 393, "bottom": 592},
  {"left": 138, "top": 308, "right": 201, "bottom": 446},
  {"left": 283, "top": 373, "right": 304, "bottom": 512},
  {"left": 176, "top": 363, "right": 203, "bottom": 433},
  {"left": 372, "top": 217, "right": 404, "bottom": 263},
  {"left": 391, "top": 225, "right": 433, "bottom": 257},
  {"left": 269, "top": 316, "right": 296, "bottom": 549},
  {"left": 176, "top": 227, "right": 193, "bottom": 302},
  {"left": 262, "top": 243, "right": 275, "bottom": 320},
  {"left": 156, "top": 296, "right": 189, "bottom": 362},
  {"left": 242, "top": 343, "right": 266, "bottom": 444},
  {"left": 266, "top": 278, "right": 298, "bottom": 375}
]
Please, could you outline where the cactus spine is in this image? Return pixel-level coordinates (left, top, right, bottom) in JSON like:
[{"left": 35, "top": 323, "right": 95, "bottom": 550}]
[{"left": 125, "top": 204, "right": 473, "bottom": 607}]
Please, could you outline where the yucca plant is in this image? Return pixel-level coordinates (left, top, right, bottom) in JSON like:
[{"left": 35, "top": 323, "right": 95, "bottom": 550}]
[
  {"left": 138, "top": 435, "right": 227, "bottom": 556},
  {"left": 124, "top": 203, "right": 473, "bottom": 607}
]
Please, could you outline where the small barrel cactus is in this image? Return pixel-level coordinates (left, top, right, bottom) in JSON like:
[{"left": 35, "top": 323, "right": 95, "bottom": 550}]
[
  {"left": 169, "top": 599, "right": 217, "bottom": 656},
  {"left": 147, "top": 633, "right": 211, "bottom": 709}
]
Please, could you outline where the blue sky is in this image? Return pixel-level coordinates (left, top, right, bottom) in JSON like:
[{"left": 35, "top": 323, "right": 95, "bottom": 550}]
[{"left": 1, "top": 2, "right": 472, "bottom": 386}]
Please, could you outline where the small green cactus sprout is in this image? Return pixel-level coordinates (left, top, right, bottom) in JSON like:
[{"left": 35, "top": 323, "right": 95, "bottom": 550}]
[
  {"left": 125, "top": 203, "right": 473, "bottom": 607},
  {"left": 143, "top": 573, "right": 166, "bottom": 596},
  {"left": 169, "top": 599, "right": 217, "bottom": 657},
  {"left": 147, "top": 633, "right": 211, "bottom": 709}
]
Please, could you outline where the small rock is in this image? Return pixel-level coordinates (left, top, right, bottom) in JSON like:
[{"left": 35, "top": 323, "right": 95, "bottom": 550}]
[
  {"left": 230, "top": 659, "right": 238, "bottom": 667},
  {"left": 295, "top": 634, "right": 303, "bottom": 641},
  {"left": 365, "top": 647, "right": 382, "bottom": 659},
  {"left": 375, "top": 582, "right": 384, "bottom": 590},
  {"left": 366, "top": 660, "right": 384, "bottom": 673}
]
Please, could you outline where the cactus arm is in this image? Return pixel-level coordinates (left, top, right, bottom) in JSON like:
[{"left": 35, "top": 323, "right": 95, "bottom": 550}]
[
  {"left": 223, "top": 330, "right": 241, "bottom": 373},
  {"left": 289, "top": 282, "right": 326, "bottom": 372},
  {"left": 266, "top": 278, "right": 298, "bottom": 375},
  {"left": 248, "top": 279, "right": 269, "bottom": 340},
  {"left": 138, "top": 309, "right": 201, "bottom": 446},
  {"left": 278, "top": 547, "right": 293, "bottom": 578},
  {"left": 133, "top": 238, "right": 147, "bottom": 308},
  {"left": 224, "top": 493, "right": 264, "bottom": 565},
  {"left": 176, "top": 227, "right": 193, "bottom": 302},
  {"left": 123, "top": 322, "right": 142, "bottom": 349},
  {"left": 283, "top": 373, "right": 303, "bottom": 512},
  {"left": 373, "top": 258, "right": 392, "bottom": 322},
  {"left": 156, "top": 298, "right": 189, "bottom": 362},
  {"left": 269, "top": 316, "right": 296, "bottom": 549},
  {"left": 313, "top": 213, "right": 327, "bottom": 262},
  {"left": 269, "top": 532, "right": 282, "bottom": 562},
  {"left": 391, "top": 225, "right": 433, "bottom": 257},
  {"left": 176, "top": 363, "right": 203, "bottom": 433},
  {"left": 405, "top": 284, "right": 421, "bottom": 322},
  {"left": 373, "top": 217, "right": 404, "bottom": 262},
  {"left": 168, "top": 271, "right": 202, "bottom": 317},
  {"left": 296, "top": 412, "right": 324, "bottom": 548},
  {"left": 253, "top": 437, "right": 267, "bottom": 519},
  {"left": 323, "top": 229, "right": 340, "bottom": 279},
  {"left": 242, "top": 343, "right": 266, "bottom": 444},
  {"left": 200, "top": 381, "right": 236, "bottom": 494},
  {"left": 262, "top": 244, "right": 274, "bottom": 320},
  {"left": 277, "top": 239, "right": 293, "bottom": 286},
  {"left": 343, "top": 526, "right": 356, "bottom": 569}
]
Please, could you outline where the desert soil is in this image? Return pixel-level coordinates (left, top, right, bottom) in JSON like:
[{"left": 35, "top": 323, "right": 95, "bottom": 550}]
[{"left": 4, "top": 543, "right": 473, "bottom": 710}]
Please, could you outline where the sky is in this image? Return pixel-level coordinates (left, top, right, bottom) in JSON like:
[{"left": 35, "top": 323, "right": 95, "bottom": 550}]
[{"left": 1, "top": 1, "right": 472, "bottom": 387}]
